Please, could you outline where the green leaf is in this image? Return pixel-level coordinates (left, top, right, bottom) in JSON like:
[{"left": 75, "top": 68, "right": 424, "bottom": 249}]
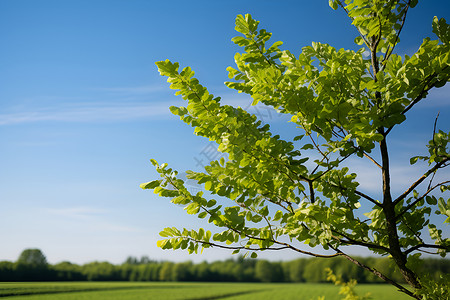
[
  {"left": 410, "top": 156, "right": 419, "bottom": 165},
  {"left": 293, "top": 135, "right": 304, "bottom": 141},
  {"left": 437, "top": 198, "right": 450, "bottom": 222},
  {"left": 354, "top": 36, "right": 364, "bottom": 45},
  {"left": 155, "top": 60, "right": 179, "bottom": 76},
  {"left": 204, "top": 181, "right": 213, "bottom": 191},
  {"left": 432, "top": 16, "right": 449, "bottom": 44},
  {"left": 140, "top": 180, "right": 161, "bottom": 190},
  {"left": 260, "top": 206, "right": 269, "bottom": 217},
  {"left": 426, "top": 196, "right": 437, "bottom": 205},
  {"left": 329, "top": 0, "right": 338, "bottom": 10}
]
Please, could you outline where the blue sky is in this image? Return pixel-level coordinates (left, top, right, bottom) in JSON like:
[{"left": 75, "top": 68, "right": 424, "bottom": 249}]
[{"left": 1, "top": 0, "right": 449, "bottom": 264}]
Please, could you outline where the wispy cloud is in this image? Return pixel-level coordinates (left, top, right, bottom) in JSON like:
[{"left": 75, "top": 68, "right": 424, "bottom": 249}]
[
  {"left": 344, "top": 158, "right": 445, "bottom": 198},
  {"left": 93, "top": 85, "right": 166, "bottom": 95},
  {"left": 47, "top": 206, "right": 107, "bottom": 219},
  {"left": 422, "top": 84, "right": 450, "bottom": 107},
  {"left": 0, "top": 102, "right": 172, "bottom": 125},
  {"left": 46, "top": 206, "right": 141, "bottom": 233}
]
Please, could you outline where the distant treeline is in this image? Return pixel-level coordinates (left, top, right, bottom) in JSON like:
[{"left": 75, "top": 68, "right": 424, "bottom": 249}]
[{"left": 1, "top": 249, "right": 448, "bottom": 283}]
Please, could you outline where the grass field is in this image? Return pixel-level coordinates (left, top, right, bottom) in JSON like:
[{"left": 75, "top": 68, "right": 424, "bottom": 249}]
[{"left": 0, "top": 282, "right": 412, "bottom": 299}]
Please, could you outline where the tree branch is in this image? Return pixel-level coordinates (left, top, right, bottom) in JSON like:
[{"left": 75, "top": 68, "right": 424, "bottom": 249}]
[
  {"left": 354, "top": 190, "right": 382, "bottom": 207},
  {"left": 182, "top": 234, "right": 342, "bottom": 259},
  {"left": 404, "top": 243, "right": 450, "bottom": 256},
  {"left": 395, "top": 180, "right": 450, "bottom": 220},
  {"left": 362, "top": 152, "right": 382, "bottom": 169},
  {"left": 385, "top": 66, "right": 449, "bottom": 136},
  {"left": 328, "top": 182, "right": 382, "bottom": 207},
  {"left": 336, "top": 1, "right": 370, "bottom": 48},
  {"left": 393, "top": 158, "right": 449, "bottom": 206},
  {"left": 381, "top": 0, "right": 410, "bottom": 69},
  {"left": 330, "top": 246, "right": 418, "bottom": 299},
  {"left": 330, "top": 228, "right": 389, "bottom": 252}
]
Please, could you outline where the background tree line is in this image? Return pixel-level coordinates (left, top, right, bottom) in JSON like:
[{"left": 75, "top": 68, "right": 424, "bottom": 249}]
[{"left": 0, "top": 249, "right": 448, "bottom": 283}]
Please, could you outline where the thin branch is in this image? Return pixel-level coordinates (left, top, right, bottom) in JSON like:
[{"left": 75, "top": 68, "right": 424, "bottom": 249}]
[
  {"left": 272, "top": 240, "right": 341, "bottom": 258},
  {"left": 330, "top": 246, "right": 417, "bottom": 299},
  {"left": 330, "top": 228, "right": 390, "bottom": 252},
  {"left": 185, "top": 233, "right": 342, "bottom": 259},
  {"left": 417, "top": 248, "right": 443, "bottom": 255},
  {"left": 262, "top": 215, "right": 275, "bottom": 240},
  {"left": 308, "top": 180, "right": 315, "bottom": 203},
  {"left": 336, "top": 1, "right": 371, "bottom": 48},
  {"left": 381, "top": 0, "right": 410, "bottom": 69},
  {"left": 306, "top": 129, "right": 328, "bottom": 161},
  {"left": 362, "top": 152, "right": 382, "bottom": 169},
  {"left": 191, "top": 239, "right": 290, "bottom": 251},
  {"left": 395, "top": 180, "right": 450, "bottom": 220},
  {"left": 311, "top": 151, "right": 354, "bottom": 182},
  {"left": 431, "top": 111, "right": 440, "bottom": 162},
  {"left": 399, "top": 215, "right": 425, "bottom": 245},
  {"left": 385, "top": 66, "right": 449, "bottom": 136},
  {"left": 393, "top": 158, "right": 449, "bottom": 206},
  {"left": 404, "top": 243, "right": 450, "bottom": 256},
  {"left": 427, "top": 171, "right": 437, "bottom": 191},
  {"left": 328, "top": 182, "right": 382, "bottom": 207}
]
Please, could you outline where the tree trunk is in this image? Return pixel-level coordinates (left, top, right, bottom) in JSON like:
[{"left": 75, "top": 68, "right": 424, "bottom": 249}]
[{"left": 380, "top": 134, "right": 421, "bottom": 293}]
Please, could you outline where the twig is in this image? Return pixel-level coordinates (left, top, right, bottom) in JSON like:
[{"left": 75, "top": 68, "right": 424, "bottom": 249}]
[
  {"left": 395, "top": 180, "right": 450, "bottom": 220},
  {"left": 393, "top": 159, "right": 449, "bottom": 206}
]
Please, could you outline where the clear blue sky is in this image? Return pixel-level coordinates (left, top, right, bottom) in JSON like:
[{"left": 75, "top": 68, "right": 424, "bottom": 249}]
[{"left": 1, "top": 0, "right": 449, "bottom": 264}]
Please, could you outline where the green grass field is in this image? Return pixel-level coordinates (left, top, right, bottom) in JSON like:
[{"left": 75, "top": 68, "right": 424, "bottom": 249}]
[{"left": 0, "top": 282, "right": 412, "bottom": 299}]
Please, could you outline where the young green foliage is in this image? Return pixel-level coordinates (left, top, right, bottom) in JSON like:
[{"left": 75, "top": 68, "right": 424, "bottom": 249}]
[
  {"left": 141, "top": 1, "right": 449, "bottom": 299},
  {"left": 325, "top": 268, "right": 371, "bottom": 300}
]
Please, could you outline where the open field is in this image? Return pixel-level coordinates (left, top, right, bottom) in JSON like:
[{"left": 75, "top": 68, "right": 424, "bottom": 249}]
[{"left": 0, "top": 282, "right": 412, "bottom": 299}]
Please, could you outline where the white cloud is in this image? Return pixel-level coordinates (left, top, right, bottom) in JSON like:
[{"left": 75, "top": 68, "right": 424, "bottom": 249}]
[
  {"left": 93, "top": 85, "right": 166, "bottom": 95},
  {"left": 46, "top": 206, "right": 141, "bottom": 233},
  {"left": 47, "top": 206, "right": 107, "bottom": 219},
  {"left": 343, "top": 157, "right": 448, "bottom": 200},
  {"left": 0, "top": 102, "right": 172, "bottom": 125}
]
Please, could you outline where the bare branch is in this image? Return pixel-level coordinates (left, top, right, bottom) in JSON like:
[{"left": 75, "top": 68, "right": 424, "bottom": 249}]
[
  {"left": 355, "top": 190, "right": 382, "bottom": 206},
  {"left": 362, "top": 152, "right": 382, "bottom": 169}
]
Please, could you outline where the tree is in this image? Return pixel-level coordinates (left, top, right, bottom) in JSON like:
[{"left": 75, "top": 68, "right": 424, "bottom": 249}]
[
  {"left": 159, "top": 262, "right": 175, "bottom": 281},
  {"left": 52, "top": 261, "right": 84, "bottom": 281},
  {"left": 141, "top": 1, "right": 449, "bottom": 298},
  {"left": 0, "top": 261, "right": 15, "bottom": 281},
  {"left": 284, "top": 259, "right": 307, "bottom": 282},
  {"left": 16, "top": 248, "right": 51, "bottom": 281},
  {"left": 254, "top": 260, "right": 284, "bottom": 282},
  {"left": 81, "top": 262, "right": 117, "bottom": 281},
  {"left": 17, "top": 248, "right": 48, "bottom": 266}
]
